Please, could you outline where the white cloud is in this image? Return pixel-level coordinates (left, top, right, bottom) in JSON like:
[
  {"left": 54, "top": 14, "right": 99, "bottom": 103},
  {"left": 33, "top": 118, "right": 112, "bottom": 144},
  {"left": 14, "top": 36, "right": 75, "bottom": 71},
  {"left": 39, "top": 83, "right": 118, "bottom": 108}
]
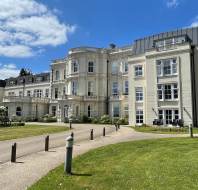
[
  {"left": 190, "top": 16, "right": 198, "bottom": 27},
  {"left": 0, "top": 63, "right": 20, "bottom": 79},
  {"left": 166, "top": 0, "right": 179, "bottom": 8},
  {"left": 0, "top": 0, "right": 76, "bottom": 58}
]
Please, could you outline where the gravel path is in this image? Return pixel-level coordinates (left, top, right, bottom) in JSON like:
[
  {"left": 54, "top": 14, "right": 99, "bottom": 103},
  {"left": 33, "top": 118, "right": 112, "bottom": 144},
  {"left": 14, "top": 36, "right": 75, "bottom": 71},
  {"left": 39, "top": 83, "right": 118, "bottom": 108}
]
[{"left": 0, "top": 126, "right": 186, "bottom": 190}]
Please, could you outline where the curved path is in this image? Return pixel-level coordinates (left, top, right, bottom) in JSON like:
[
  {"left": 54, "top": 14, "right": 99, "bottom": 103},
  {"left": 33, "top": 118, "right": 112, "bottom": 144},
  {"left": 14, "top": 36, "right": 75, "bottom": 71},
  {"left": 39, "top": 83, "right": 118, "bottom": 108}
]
[{"left": 0, "top": 126, "right": 186, "bottom": 190}]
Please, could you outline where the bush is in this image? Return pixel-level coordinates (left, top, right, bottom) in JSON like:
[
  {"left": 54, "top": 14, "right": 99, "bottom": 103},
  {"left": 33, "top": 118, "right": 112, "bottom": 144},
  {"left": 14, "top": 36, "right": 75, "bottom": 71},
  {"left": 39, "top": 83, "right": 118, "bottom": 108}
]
[
  {"left": 39, "top": 114, "right": 57, "bottom": 123},
  {"left": 91, "top": 117, "right": 100, "bottom": 124},
  {"left": 99, "top": 115, "right": 111, "bottom": 124},
  {"left": 81, "top": 115, "right": 91, "bottom": 123},
  {"left": 11, "top": 122, "right": 25, "bottom": 127}
]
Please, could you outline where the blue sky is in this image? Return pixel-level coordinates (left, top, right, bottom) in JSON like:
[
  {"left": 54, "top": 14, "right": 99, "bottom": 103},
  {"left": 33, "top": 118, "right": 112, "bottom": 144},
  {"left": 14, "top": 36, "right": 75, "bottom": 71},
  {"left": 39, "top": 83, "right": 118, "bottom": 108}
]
[{"left": 0, "top": 0, "right": 198, "bottom": 79}]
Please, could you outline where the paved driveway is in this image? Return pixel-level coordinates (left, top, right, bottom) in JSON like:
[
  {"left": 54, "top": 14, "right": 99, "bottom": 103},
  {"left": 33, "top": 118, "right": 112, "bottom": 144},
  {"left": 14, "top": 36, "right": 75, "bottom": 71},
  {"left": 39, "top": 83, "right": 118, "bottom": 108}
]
[
  {"left": 0, "top": 123, "right": 115, "bottom": 163},
  {"left": 0, "top": 126, "right": 186, "bottom": 190}
]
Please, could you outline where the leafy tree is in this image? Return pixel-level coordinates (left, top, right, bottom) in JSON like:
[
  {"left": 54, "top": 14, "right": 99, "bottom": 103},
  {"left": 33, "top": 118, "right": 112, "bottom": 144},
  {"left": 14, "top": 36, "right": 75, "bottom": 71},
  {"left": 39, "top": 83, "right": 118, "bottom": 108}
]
[{"left": 19, "top": 68, "right": 32, "bottom": 76}]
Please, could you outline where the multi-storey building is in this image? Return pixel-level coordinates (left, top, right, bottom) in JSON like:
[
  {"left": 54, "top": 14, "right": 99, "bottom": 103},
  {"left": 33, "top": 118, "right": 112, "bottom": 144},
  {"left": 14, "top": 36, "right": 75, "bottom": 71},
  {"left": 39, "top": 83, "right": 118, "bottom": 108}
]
[
  {"left": 50, "top": 46, "right": 131, "bottom": 122},
  {"left": 0, "top": 73, "right": 50, "bottom": 120},
  {"left": 128, "top": 27, "right": 198, "bottom": 127},
  {"left": 1, "top": 26, "right": 198, "bottom": 126}
]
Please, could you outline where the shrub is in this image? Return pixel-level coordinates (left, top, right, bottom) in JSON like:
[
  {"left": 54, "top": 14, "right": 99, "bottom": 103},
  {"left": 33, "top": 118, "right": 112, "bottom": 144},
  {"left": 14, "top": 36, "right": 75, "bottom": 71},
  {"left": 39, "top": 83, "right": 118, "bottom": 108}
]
[
  {"left": 99, "top": 115, "right": 111, "bottom": 124},
  {"left": 91, "top": 117, "right": 100, "bottom": 124},
  {"left": 81, "top": 115, "right": 91, "bottom": 123},
  {"left": 39, "top": 114, "right": 57, "bottom": 123}
]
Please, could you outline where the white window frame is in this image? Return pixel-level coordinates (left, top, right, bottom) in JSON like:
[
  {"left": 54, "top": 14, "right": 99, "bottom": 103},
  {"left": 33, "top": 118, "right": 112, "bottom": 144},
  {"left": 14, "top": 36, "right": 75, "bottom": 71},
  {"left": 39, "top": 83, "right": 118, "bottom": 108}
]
[
  {"left": 112, "top": 82, "right": 118, "bottom": 96},
  {"left": 158, "top": 109, "right": 180, "bottom": 125},
  {"left": 135, "top": 87, "right": 143, "bottom": 102},
  {"left": 156, "top": 58, "right": 177, "bottom": 77},
  {"left": 136, "top": 110, "right": 143, "bottom": 124},
  {"left": 112, "top": 62, "right": 119, "bottom": 74},
  {"left": 157, "top": 83, "right": 178, "bottom": 101},
  {"left": 27, "top": 90, "right": 31, "bottom": 97},
  {"left": 72, "top": 81, "right": 78, "bottom": 95},
  {"left": 124, "top": 80, "right": 128, "bottom": 95},
  {"left": 72, "top": 61, "right": 79, "bottom": 73},
  {"left": 134, "top": 65, "right": 143, "bottom": 77},
  {"left": 55, "top": 70, "right": 60, "bottom": 80},
  {"left": 34, "top": 89, "right": 42, "bottom": 98}
]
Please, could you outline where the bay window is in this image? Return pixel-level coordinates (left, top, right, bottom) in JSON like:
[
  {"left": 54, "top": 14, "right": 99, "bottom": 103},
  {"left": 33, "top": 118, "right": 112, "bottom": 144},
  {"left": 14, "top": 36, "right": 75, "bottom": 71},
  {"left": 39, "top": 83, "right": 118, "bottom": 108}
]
[{"left": 157, "top": 83, "right": 178, "bottom": 101}]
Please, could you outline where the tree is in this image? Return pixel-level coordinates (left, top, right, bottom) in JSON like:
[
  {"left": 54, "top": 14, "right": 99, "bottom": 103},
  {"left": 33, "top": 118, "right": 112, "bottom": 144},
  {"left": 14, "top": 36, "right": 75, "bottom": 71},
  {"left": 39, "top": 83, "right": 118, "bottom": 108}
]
[{"left": 19, "top": 68, "right": 32, "bottom": 76}]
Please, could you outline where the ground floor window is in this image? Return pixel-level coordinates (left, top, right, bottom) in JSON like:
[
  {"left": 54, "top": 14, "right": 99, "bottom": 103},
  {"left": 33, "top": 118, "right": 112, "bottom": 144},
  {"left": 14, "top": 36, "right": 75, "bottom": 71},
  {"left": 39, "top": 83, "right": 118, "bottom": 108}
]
[
  {"left": 88, "top": 105, "right": 93, "bottom": 118},
  {"left": 64, "top": 105, "right": 68, "bottom": 118},
  {"left": 113, "top": 103, "right": 120, "bottom": 117},
  {"left": 136, "top": 110, "right": 143, "bottom": 124},
  {"left": 16, "top": 107, "right": 22, "bottom": 116},
  {"left": 158, "top": 109, "right": 179, "bottom": 125},
  {"left": 52, "top": 106, "right": 56, "bottom": 116}
]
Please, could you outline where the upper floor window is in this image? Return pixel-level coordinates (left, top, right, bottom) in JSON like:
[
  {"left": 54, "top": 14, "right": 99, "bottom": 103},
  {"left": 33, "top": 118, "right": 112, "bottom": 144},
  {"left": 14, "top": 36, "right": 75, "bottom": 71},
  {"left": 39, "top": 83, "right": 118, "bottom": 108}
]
[
  {"left": 45, "top": 89, "right": 49, "bottom": 98},
  {"left": 55, "top": 71, "right": 60, "bottom": 80},
  {"left": 55, "top": 88, "right": 58, "bottom": 99},
  {"left": 64, "top": 69, "right": 66, "bottom": 79},
  {"left": 88, "top": 81, "right": 94, "bottom": 96},
  {"left": 124, "top": 81, "right": 128, "bottom": 95},
  {"left": 112, "top": 82, "right": 118, "bottom": 96},
  {"left": 112, "top": 62, "right": 119, "bottom": 74},
  {"left": 27, "top": 91, "right": 31, "bottom": 97},
  {"left": 72, "top": 81, "right": 78, "bottom": 95},
  {"left": 88, "top": 61, "right": 95, "bottom": 73},
  {"left": 134, "top": 65, "right": 143, "bottom": 77},
  {"left": 135, "top": 87, "right": 143, "bottom": 102},
  {"left": 123, "top": 62, "right": 128, "bottom": 73},
  {"left": 157, "top": 83, "right": 178, "bottom": 101},
  {"left": 72, "top": 61, "right": 78, "bottom": 73},
  {"left": 34, "top": 89, "right": 42, "bottom": 98},
  {"left": 157, "top": 58, "right": 177, "bottom": 77},
  {"left": 36, "top": 76, "right": 43, "bottom": 82},
  {"left": 8, "top": 92, "right": 15, "bottom": 96}
]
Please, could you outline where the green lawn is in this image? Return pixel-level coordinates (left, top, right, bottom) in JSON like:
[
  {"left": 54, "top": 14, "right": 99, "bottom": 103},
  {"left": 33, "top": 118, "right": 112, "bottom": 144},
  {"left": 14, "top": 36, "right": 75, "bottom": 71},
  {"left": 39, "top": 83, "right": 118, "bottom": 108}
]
[
  {"left": 0, "top": 124, "right": 69, "bottom": 141},
  {"left": 29, "top": 138, "right": 198, "bottom": 190},
  {"left": 132, "top": 126, "right": 198, "bottom": 134}
]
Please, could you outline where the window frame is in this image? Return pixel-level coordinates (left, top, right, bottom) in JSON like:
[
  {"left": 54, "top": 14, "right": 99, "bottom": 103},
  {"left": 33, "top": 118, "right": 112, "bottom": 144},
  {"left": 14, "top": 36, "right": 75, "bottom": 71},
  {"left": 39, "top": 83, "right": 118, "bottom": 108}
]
[
  {"left": 135, "top": 87, "right": 143, "bottom": 102},
  {"left": 134, "top": 65, "right": 143, "bottom": 77},
  {"left": 136, "top": 109, "right": 144, "bottom": 124}
]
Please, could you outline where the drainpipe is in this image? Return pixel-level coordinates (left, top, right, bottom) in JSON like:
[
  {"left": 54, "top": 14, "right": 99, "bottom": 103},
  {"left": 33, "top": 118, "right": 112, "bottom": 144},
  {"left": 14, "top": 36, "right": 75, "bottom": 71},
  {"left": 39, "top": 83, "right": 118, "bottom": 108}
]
[
  {"left": 106, "top": 59, "right": 109, "bottom": 115},
  {"left": 190, "top": 45, "right": 197, "bottom": 127}
]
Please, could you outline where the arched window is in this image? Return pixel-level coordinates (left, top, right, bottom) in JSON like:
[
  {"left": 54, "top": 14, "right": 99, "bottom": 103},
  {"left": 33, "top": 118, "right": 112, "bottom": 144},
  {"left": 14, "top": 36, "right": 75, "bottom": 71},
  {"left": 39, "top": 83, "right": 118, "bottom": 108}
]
[{"left": 16, "top": 107, "right": 22, "bottom": 116}]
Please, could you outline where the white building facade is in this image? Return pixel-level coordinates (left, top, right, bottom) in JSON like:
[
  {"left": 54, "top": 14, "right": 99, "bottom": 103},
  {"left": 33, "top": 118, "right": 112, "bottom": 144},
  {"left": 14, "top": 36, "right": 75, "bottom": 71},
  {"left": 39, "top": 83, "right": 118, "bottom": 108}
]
[{"left": 1, "top": 26, "right": 198, "bottom": 126}]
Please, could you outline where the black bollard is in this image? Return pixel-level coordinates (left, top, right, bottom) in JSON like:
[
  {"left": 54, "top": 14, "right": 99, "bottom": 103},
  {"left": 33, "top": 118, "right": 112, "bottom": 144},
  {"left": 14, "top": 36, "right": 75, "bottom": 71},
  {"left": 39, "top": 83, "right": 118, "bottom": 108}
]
[
  {"left": 71, "top": 132, "right": 74, "bottom": 138},
  {"left": 45, "top": 135, "right": 49, "bottom": 151},
  {"left": 11, "top": 143, "right": 17, "bottom": 162},
  {"left": 118, "top": 124, "right": 120, "bottom": 129},
  {"left": 90, "top": 129, "right": 94, "bottom": 140},
  {"left": 103, "top": 127, "right": 106, "bottom": 137},
  {"left": 64, "top": 135, "right": 74, "bottom": 174}
]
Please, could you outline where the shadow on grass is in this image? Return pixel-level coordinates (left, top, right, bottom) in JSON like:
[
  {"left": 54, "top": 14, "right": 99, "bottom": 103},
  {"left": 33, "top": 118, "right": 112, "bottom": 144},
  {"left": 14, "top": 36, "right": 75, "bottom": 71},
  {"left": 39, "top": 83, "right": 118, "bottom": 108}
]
[{"left": 71, "top": 172, "right": 92, "bottom": 177}]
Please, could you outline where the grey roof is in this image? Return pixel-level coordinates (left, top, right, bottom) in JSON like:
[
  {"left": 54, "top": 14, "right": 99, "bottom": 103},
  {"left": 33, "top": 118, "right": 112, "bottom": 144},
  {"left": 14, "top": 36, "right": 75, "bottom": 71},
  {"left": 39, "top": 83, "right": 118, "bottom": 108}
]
[
  {"left": 133, "top": 26, "right": 198, "bottom": 55},
  {"left": 5, "top": 72, "right": 50, "bottom": 87}
]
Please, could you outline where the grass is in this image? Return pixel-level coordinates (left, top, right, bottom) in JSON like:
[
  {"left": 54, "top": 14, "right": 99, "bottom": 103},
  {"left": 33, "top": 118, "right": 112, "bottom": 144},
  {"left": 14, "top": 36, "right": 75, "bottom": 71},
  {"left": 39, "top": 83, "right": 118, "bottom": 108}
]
[
  {"left": 0, "top": 124, "right": 69, "bottom": 141},
  {"left": 29, "top": 138, "right": 198, "bottom": 190},
  {"left": 132, "top": 126, "right": 198, "bottom": 134}
]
